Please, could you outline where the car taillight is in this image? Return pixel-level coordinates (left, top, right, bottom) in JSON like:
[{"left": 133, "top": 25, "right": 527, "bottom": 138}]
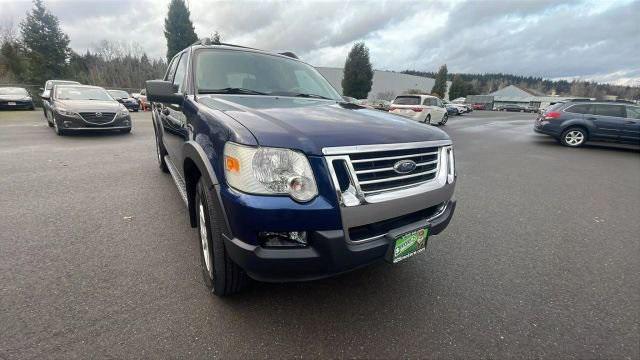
[
  {"left": 544, "top": 111, "right": 561, "bottom": 120},
  {"left": 412, "top": 108, "right": 423, "bottom": 112},
  {"left": 389, "top": 107, "right": 396, "bottom": 111}
]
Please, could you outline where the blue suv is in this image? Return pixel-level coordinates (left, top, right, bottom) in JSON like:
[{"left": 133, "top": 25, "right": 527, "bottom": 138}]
[
  {"left": 147, "top": 43, "right": 457, "bottom": 295},
  {"left": 534, "top": 100, "right": 640, "bottom": 147}
]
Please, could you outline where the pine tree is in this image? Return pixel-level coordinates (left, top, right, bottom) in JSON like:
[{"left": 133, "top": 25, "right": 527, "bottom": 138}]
[
  {"left": 211, "top": 31, "right": 221, "bottom": 44},
  {"left": 342, "top": 42, "right": 373, "bottom": 99},
  {"left": 432, "top": 64, "right": 448, "bottom": 98},
  {"left": 448, "top": 75, "right": 465, "bottom": 100},
  {"left": 20, "top": 0, "right": 70, "bottom": 83},
  {"left": 164, "top": 0, "right": 198, "bottom": 61}
]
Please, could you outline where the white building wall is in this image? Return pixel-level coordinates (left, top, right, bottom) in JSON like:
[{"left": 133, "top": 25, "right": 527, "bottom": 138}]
[{"left": 316, "top": 67, "right": 448, "bottom": 100}]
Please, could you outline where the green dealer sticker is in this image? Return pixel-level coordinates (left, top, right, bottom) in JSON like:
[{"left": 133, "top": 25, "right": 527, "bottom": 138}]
[{"left": 393, "top": 227, "right": 429, "bottom": 263}]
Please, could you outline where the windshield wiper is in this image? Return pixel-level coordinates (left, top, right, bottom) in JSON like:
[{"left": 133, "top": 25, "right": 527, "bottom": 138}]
[
  {"left": 290, "top": 93, "right": 332, "bottom": 100},
  {"left": 199, "top": 87, "right": 267, "bottom": 95}
]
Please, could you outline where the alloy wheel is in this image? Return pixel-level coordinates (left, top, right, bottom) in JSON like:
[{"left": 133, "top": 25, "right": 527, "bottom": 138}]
[
  {"left": 564, "top": 130, "right": 585, "bottom": 146},
  {"left": 199, "top": 201, "right": 212, "bottom": 277}
]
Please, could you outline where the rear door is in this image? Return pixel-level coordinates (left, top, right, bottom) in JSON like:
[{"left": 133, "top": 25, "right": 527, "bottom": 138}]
[
  {"left": 623, "top": 105, "right": 640, "bottom": 144},
  {"left": 434, "top": 98, "right": 446, "bottom": 120},
  {"left": 587, "top": 104, "right": 627, "bottom": 140}
]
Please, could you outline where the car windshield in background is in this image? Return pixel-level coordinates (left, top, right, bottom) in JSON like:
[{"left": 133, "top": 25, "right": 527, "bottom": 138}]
[
  {"left": 55, "top": 87, "right": 112, "bottom": 101},
  {"left": 0, "top": 87, "right": 28, "bottom": 95},
  {"left": 108, "top": 90, "right": 130, "bottom": 99},
  {"left": 195, "top": 50, "right": 341, "bottom": 100},
  {"left": 46, "top": 81, "right": 79, "bottom": 90},
  {"left": 393, "top": 96, "right": 421, "bottom": 105}
]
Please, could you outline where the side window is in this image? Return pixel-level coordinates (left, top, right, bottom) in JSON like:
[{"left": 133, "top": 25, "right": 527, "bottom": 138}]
[
  {"left": 436, "top": 99, "right": 443, "bottom": 107},
  {"left": 595, "top": 104, "right": 626, "bottom": 118},
  {"left": 627, "top": 106, "right": 640, "bottom": 119},
  {"left": 165, "top": 56, "right": 179, "bottom": 82},
  {"left": 423, "top": 98, "right": 434, "bottom": 106},
  {"left": 173, "top": 53, "right": 189, "bottom": 93},
  {"left": 566, "top": 104, "right": 594, "bottom": 114}
]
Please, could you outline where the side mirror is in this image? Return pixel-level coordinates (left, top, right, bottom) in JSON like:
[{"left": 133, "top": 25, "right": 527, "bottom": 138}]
[
  {"left": 146, "top": 80, "right": 183, "bottom": 105},
  {"left": 41, "top": 94, "right": 50, "bottom": 100}
]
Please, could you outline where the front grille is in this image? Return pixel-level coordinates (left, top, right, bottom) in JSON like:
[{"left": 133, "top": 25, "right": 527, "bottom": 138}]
[
  {"left": 79, "top": 112, "right": 115, "bottom": 124},
  {"left": 348, "top": 146, "right": 440, "bottom": 195},
  {"left": 348, "top": 203, "right": 443, "bottom": 242}
]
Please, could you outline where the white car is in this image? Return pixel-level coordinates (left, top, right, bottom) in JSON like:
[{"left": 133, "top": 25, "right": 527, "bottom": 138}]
[
  {"left": 443, "top": 101, "right": 468, "bottom": 114},
  {"left": 389, "top": 94, "right": 448, "bottom": 125}
]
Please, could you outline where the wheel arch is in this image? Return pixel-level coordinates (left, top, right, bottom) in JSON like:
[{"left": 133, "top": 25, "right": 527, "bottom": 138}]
[
  {"left": 561, "top": 119, "right": 592, "bottom": 139},
  {"left": 182, "top": 141, "right": 223, "bottom": 229}
]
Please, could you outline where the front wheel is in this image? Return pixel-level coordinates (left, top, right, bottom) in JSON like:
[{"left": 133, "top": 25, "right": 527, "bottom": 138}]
[
  {"left": 561, "top": 127, "right": 587, "bottom": 147},
  {"left": 53, "top": 119, "right": 64, "bottom": 136},
  {"left": 424, "top": 114, "right": 431, "bottom": 124},
  {"left": 196, "top": 179, "right": 247, "bottom": 296}
]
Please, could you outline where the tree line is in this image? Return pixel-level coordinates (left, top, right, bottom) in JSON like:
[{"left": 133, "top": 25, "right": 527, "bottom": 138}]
[
  {"left": 0, "top": 0, "right": 167, "bottom": 91},
  {"left": 403, "top": 69, "right": 640, "bottom": 101}
]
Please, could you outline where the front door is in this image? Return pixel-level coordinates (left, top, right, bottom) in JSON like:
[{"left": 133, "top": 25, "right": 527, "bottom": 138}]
[
  {"left": 623, "top": 105, "right": 640, "bottom": 144},
  {"left": 162, "top": 52, "right": 190, "bottom": 170}
]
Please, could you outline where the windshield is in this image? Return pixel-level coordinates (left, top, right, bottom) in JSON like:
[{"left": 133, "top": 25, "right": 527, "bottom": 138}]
[
  {"left": 108, "top": 90, "right": 130, "bottom": 99},
  {"left": 393, "top": 96, "right": 421, "bottom": 105},
  {"left": 0, "top": 87, "right": 28, "bottom": 96},
  {"left": 55, "top": 86, "right": 113, "bottom": 101},
  {"left": 195, "top": 49, "right": 341, "bottom": 100}
]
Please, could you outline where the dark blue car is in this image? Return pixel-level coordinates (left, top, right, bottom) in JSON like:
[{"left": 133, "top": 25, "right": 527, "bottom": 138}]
[
  {"left": 146, "top": 42, "right": 457, "bottom": 295},
  {"left": 534, "top": 101, "right": 640, "bottom": 147}
]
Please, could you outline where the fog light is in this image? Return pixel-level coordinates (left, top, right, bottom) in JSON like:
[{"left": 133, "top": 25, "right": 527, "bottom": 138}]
[
  {"left": 259, "top": 231, "right": 307, "bottom": 247},
  {"left": 63, "top": 121, "right": 72, "bottom": 128},
  {"left": 123, "top": 120, "right": 130, "bottom": 126}
]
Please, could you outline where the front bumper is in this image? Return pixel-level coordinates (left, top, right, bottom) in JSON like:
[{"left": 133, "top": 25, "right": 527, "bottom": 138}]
[
  {"left": 224, "top": 199, "right": 456, "bottom": 282},
  {"left": 0, "top": 100, "right": 34, "bottom": 110}
]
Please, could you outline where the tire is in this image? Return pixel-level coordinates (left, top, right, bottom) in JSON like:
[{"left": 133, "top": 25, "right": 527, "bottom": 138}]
[
  {"left": 47, "top": 120, "right": 54, "bottom": 127},
  {"left": 154, "top": 128, "right": 169, "bottom": 173},
  {"left": 196, "top": 179, "right": 247, "bottom": 296},
  {"left": 560, "top": 127, "right": 587, "bottom": 147},
  {"left": 439, "top": 113, "right": 448, "bottom": 125},
  {"left": 53, "top": 119, "right": 65, "bottom": 136},
  {"left": 424, "top": 114, "right": 431, "bottom": 124}
]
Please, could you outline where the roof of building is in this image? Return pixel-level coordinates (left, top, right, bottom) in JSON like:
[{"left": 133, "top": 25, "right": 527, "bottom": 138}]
[{"left": 489, "top": 85, "right": 535, "bottom": 98}]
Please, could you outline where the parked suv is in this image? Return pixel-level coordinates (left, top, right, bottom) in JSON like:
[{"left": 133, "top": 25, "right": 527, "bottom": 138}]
[
  {"left": 389, "top": 95, "right": 448, "bottom": 125},
  {"left": 534, "top": 101, "right": 640, "bottom": 147},
  {"left": 147, "top": 43, "right": 457, "bottom": 296}
]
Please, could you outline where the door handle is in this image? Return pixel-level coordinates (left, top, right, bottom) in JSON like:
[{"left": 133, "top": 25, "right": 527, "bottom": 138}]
[
  {"left": 625, "top": 120, "right": 635, "bottom": 124},
  {"left": 162, "top": 108, "right": 170, "bottom": 116}
]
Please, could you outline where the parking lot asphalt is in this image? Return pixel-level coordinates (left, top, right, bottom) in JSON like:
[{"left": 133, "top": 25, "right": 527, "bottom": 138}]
[{"left": 1, "top": 109, "right": 639, "bottom": 359}]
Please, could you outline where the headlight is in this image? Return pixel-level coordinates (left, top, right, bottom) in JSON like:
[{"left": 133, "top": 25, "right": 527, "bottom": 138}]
[
  {"left": 56, "top": 107, "right": 79, "bottom": 117},
  {"left": 117, "top": 105, "right": 129, "bottom": 117},
  {"left": 224, "top": 142, "right": 318, "bottom": 202}
]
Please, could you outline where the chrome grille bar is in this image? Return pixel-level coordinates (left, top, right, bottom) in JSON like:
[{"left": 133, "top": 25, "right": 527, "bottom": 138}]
[
  {"left": 354, "top": 159, "right": 438, "bottom": 174},
  {"left": 358, "top": 168, "right": 438, "bottom": 185},
  {"left": 350, "top": 151, "right": 438, "bottom": 164}
]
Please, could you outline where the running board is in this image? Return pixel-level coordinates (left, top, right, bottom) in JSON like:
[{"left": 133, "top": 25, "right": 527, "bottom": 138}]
[{"left": 164, "top": 155, "right": 188, "bottom": 205}]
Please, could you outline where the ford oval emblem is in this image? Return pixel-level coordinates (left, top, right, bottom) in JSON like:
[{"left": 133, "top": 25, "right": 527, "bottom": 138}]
[
  {"left": 393, "top": 159, "right": 417, "bottom": 174},
  {"left": 95, "top": 112, "right": 103, "bottom": 117}
]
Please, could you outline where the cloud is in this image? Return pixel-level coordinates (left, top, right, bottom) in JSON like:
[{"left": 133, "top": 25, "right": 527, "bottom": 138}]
[{"left": 1, "top": 0, "right": 638, "bottom": 85}]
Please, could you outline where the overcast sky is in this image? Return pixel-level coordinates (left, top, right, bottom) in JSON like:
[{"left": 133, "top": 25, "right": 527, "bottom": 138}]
[{"left": 2, "top": 0, "right": 638, "bottom": 86}]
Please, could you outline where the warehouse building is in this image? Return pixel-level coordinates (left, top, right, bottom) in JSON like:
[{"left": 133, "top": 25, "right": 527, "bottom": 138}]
[
  {"left": 471, "top": 85, "right": 588, "bottom": 110},
  {"left": 316, "top": 67, "right": 447, "bottom": 100}
]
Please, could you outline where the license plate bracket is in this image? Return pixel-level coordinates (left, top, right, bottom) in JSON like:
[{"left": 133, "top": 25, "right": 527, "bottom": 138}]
[{"left": 385, "top": 222, "right": 430, "bottom": 263}]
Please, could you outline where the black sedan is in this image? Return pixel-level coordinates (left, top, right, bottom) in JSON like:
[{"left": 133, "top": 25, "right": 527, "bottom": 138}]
[
  {"left": 107, "top": 89, "right": 140, "bottom": 112},
  {"left": 44, "top": 85, "right": 132, "bottom": 135},
  {"left": 0, "top": 87, "right": 35, "bottom": 110}
]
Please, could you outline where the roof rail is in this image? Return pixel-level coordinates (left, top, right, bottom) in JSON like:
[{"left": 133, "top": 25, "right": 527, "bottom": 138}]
[
  {"left": 190, "top": 38, "right": 255, "bottom": 50},
  {"left": 278, "top": 51, "right": 299, "bottom": 59},
  {"left": 567, "top": 98, "right": 635, "bottom": 104}
]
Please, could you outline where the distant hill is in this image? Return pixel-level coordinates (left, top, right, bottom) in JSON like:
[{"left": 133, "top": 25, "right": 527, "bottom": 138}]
[{"left": 402, "top": 70, "right": 640, "bottom": 101}]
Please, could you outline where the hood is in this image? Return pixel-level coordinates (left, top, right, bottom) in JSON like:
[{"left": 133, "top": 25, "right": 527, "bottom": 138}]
[
  {"left": 0, "top": 95, "right": 31, "bottom": 101},
  {"left": 199, "top": 95, "right": 450, "bottom": 156},
  {"left": 57, "top": 100, "right": 121, "bottom": 112}
]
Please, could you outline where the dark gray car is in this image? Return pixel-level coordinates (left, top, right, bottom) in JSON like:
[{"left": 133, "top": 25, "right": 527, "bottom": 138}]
[
  {"left": 45, "top": 85, "right": 132, "bottom": 135},
  {"left": 534, "top": 101, "right": 640, "bottom": 147}
]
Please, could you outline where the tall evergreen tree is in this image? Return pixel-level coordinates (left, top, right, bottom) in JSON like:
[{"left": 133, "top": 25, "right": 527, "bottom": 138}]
[
  {"left": 164, "top": 0, "right": 198, "bottom": 61},
  {"left": 19, "top": 0, "right": 70, "bottom": 83},
  {"left": 342, "top": 42, "right": 373, "bottom": 99},
  {"left": 448, "top": 74, "right": 466, "bottom": 100},
  {"left": 432, "top": 64, "right": 448, "bottom": 98}
]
